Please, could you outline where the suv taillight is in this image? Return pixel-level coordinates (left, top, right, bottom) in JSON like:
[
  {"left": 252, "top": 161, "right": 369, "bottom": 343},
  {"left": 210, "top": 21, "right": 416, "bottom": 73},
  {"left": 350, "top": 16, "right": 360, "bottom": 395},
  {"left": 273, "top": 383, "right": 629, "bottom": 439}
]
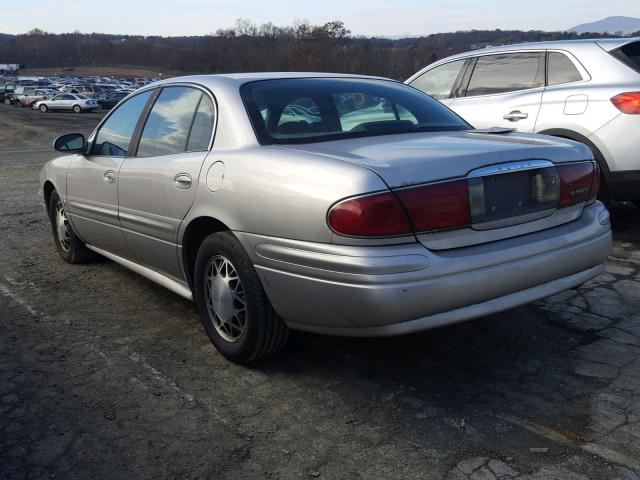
[
  {"left": 611, "top": 92, "right": 640, "bottom": 114},
  {"left": 557, "top": 161, "right": 599, "bottom": 207}
]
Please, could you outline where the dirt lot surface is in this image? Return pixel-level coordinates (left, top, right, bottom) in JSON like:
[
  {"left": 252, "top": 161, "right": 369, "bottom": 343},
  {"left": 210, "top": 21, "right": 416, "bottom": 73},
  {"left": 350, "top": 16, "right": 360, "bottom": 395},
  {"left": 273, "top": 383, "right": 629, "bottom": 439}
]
[{"left": 1, "top": 103, "right": 640, "bottom": 479}]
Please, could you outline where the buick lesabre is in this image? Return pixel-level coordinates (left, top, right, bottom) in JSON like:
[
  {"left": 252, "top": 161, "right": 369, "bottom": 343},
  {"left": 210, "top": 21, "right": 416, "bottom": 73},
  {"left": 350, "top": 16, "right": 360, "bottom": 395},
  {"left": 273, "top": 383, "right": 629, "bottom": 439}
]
[{"left": 40, "top": 73, "right": 612, "bottom": 363}]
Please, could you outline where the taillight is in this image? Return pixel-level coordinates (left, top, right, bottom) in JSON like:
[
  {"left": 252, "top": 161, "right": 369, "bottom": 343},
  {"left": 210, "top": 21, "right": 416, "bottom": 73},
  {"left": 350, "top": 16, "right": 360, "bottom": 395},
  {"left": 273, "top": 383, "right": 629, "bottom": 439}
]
[
  {"left": 328, "top": 180, "right": 471, "bottom": 237},
  {"left": 395, "top": 180, "right": 470, "bottom": 232},
  {"left": 611, "top": 92, "right": 640, "bottom": 114},
  {"left": 329, "top": 162, "right": 598, "bottom": 238},
  {"left": 327, "top": 191, "right": 412, "bottom": 237},
  {"left": 558, "top": 161, "right": 599, "bottom": 207}
]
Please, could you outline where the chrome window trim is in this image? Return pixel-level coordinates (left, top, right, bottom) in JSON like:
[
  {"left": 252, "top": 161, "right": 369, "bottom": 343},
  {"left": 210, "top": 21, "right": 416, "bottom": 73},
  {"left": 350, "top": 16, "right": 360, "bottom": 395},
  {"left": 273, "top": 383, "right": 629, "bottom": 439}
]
[{"left": 87, "top": 82, "right": 219, "bottom": 155}]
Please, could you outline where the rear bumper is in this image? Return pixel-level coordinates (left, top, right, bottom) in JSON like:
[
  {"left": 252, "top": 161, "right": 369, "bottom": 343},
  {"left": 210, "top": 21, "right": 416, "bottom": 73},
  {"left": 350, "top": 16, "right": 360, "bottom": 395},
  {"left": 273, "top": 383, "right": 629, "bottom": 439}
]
[{"left": 236, "top": 202, "right": 612, "bottom": 337}]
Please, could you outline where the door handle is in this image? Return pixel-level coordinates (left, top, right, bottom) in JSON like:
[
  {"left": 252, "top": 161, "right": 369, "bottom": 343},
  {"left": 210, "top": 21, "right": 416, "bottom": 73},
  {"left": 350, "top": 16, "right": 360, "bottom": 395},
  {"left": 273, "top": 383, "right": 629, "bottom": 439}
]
[
  {"left": 503, "top": 111, "right": 529, "bottom": 122},
  {"left": 174, "top": 173, "right": 192, "bottom": 189},
  {"left": 103, "top": 170, "right": 116, "bottom": 183}
]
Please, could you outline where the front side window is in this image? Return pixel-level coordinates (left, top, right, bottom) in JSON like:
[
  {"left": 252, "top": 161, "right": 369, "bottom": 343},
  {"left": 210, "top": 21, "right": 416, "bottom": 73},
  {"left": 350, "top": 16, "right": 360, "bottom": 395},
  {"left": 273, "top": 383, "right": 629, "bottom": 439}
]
[
  {"left": 136, "top": 86, "right": 203, "bottom": 157},
  {"left": 91, "top": 90, "right": 153, "bottom": 156},
  {"left": 466, "top": 52, "right": 544, "bottom": 97},
  {"left": 547, "top": 52, "right": 583, "bottom": 86},
  {"left": 242, "top": 78, "right": 468, "bottom": 145},
  {"left": 409, "top": 59, "right": 467, "bottom": 99}
]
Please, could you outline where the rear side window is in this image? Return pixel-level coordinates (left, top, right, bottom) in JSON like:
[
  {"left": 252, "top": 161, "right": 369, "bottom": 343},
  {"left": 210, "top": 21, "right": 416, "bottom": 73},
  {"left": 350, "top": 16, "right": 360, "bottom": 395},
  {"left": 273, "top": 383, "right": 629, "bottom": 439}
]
[
  {"left": 547, "top": 52, "right": 582, "bottom": 86},
  {"left": 466, "top": 52, "right": 544, "bottom": 96},
  {"left": 186, "top": 95, "right": 215, "bottom": 151},
  {"left": 612, "top": 41, "right": 640, "bottom": 73},
  {"left": 91, "top": 90, "right": 153, "bottom": 156},
  {"left": 409, "top": 59, "right": 467, "bottom": 99},
  {"left": 137, "top": 86, "right": 203, "bottom": 157}
]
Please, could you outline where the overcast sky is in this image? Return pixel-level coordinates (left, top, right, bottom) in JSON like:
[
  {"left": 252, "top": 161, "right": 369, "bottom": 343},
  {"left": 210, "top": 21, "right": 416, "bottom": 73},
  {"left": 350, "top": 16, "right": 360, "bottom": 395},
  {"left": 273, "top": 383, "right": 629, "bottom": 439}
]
[{"left": 3, "top": 0, "right": 639, "bottom": 37}]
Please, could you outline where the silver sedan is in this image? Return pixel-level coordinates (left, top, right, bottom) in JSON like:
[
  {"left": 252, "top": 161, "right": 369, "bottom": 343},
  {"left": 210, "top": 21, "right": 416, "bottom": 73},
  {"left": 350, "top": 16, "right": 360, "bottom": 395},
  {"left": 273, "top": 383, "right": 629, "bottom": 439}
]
[
  {"left": 34, "top": 93, "right": 98, "bottom": 113},
  {"left": 39, "top": 73, "right": 612, "bottom": 363}
]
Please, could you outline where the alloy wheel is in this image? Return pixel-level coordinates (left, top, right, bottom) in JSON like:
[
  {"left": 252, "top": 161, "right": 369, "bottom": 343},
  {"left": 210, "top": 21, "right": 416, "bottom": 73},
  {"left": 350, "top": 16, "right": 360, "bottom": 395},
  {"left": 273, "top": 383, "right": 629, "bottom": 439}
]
[
  {"left": 204, "top": 255, "right": 247, "bottom": 343},
  {"left": 55, "top": 200, "right": 71, "bottom": 252}
]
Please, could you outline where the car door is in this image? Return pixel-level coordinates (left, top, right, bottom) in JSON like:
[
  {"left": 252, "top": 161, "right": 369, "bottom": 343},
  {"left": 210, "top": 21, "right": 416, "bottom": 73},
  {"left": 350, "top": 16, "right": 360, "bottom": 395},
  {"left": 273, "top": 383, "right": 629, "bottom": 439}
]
[
  {"left": 534, "top": 51, "right": 591, "bottom": 133},
  {"left": 47, "top": 94, "right": 63, "bottom": 109},
  {"left": 117, "top": 85, "right": 216, "bottom": 280},
  {"left": 59, "top": 93, "right": 77, "bottom": 110},
  {"left": 446, "top": 52, "right": 546, "bottom": 132},
  {"left": 66, "top": 89, "right": 154, "bottom": 258}
]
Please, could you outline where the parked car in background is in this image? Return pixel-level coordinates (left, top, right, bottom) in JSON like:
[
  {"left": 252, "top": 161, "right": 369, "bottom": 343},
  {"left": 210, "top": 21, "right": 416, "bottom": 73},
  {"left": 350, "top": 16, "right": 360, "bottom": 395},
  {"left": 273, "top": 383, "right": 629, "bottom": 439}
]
[
  {"left": 0, "top": 83, "right": 15, "bottom": 103},
  {"left": 16, "top": 88, "right": 58, "bottom": 107},
  {"left": 40, "top": 73, "right": 611, "bottom": 363},
  {"left": 34, "top": 93, "right": 98, "bottom": 113},
  {"left": 96, "top": 91, "right": 128, "bottom": 110},
  {"left": 407, "top": 38, "right": 640, "bottom": 206},
  {"left": 62, "top": 85, "right": 99, "bottom": 97}
]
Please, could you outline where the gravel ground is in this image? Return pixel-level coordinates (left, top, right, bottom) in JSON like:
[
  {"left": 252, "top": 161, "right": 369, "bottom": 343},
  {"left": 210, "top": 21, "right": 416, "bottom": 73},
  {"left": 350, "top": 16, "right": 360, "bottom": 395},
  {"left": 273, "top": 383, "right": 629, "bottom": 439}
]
[{"left": 1, "top": 103, "right": 640, "bottom": 480}]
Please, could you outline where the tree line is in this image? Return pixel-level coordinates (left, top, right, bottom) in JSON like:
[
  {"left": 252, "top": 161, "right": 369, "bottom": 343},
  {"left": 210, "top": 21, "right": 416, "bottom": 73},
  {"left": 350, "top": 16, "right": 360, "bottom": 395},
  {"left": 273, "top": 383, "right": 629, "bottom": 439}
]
[{"left": 0, "top": 20, "right": 636, "bottom": 80}]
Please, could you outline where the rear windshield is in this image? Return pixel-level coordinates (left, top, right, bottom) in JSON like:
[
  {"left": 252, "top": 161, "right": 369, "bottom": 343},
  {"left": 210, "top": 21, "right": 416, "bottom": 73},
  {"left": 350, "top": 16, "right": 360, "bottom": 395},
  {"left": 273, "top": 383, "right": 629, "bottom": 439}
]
[
  {"left": 612, "top": 41, "right": 640, "bottom": 73},
  {"left": 241, "top": 78, "right": 469, "bottom": 145}
]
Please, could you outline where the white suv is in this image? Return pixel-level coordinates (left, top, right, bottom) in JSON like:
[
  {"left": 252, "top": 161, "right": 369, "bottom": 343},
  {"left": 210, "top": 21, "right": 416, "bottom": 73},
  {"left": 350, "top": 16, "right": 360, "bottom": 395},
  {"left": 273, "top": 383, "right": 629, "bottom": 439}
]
[{"left": 407, "top": 38, "right": 640, "bottom": 205}]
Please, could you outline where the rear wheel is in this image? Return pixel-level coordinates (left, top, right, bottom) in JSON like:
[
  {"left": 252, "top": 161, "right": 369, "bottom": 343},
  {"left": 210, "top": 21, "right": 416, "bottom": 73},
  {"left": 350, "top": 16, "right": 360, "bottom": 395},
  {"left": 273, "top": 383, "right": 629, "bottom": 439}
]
[
  {"left": 193, "top": 232, "right": 289, "bottom": 364},
  {"left": 48, "top": 190, "right": 96, "bottom": 263},
  {"left": 39, "top": 104, "right": 48, "bottom": 113},
  {"left": 72, "top": 105, "right": 82, "bottom": 113}
]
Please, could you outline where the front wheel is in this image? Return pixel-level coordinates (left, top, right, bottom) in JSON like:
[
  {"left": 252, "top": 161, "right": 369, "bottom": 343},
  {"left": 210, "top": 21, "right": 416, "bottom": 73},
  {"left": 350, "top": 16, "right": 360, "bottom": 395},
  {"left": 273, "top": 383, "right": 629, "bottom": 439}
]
[
  {"left": 72, "top": 105, "right": 82, "bottom": 113},
  {"left": 48, "top": 190, "right": 96, "bottom": 263},
  {"left": 193, "top": 232, "right": 289, "bottom": 364},
  {"left": 39, "top": 104, "right": 48, "bottom": 112}
]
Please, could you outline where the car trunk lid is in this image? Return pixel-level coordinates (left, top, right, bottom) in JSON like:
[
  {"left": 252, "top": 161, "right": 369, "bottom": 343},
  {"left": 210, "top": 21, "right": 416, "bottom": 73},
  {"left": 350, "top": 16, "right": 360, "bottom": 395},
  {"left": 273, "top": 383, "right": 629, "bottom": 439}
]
[
  {"left": 277, "top": 130, "right": 592, "bottom": 187},
  {"left": 278, "top": 130, "right": 596, "bottom": 249}
]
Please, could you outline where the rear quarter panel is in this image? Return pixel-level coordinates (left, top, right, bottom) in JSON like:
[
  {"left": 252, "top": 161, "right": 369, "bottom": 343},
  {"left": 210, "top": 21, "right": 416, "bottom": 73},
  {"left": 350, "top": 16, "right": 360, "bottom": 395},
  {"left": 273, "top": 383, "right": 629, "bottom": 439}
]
[{"left": 180, "top": 146, "right": 389, "bottom": 244}]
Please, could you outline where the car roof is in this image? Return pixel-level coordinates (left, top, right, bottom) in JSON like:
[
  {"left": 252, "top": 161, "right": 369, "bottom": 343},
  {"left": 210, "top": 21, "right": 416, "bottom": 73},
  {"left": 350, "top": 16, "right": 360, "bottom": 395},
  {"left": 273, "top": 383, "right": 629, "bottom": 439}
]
[
  {"left": 432, "top": 37, "right": 640, "bottom": 62},
  {"left": 149, "top": 72, "right": 393, "bottom": 90}
]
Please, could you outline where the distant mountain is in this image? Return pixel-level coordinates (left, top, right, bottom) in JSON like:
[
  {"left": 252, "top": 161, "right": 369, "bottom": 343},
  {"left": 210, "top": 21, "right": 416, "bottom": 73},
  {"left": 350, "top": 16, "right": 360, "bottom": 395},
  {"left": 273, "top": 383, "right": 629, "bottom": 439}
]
[{"left": 569, "top": 16, "right": 640, "bottom": 34}]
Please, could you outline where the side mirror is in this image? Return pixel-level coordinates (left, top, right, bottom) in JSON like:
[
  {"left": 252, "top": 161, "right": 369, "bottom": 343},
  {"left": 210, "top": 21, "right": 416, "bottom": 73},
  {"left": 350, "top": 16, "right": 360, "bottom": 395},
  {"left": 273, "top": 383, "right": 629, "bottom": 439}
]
[{"left": 54, "top": 133, "right": 85, "bottom": 153}]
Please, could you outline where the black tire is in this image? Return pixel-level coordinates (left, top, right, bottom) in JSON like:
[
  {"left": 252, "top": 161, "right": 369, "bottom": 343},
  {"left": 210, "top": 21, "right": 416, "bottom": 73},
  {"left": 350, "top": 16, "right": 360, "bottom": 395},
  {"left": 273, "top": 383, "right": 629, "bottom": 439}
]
[
  {"left": 39, "top": 104, "right": 48, "bottom": 113},
  {"left": 193, "top": 232, "right": 289, "bottom": 364},
  {"left": 72, "top": 105, "right": 82, "bottom": 113},
  {"left": 633, "top": 201, "right": 640, "bottom": 209},
  {"left": 48, "top": 190, "right": 96, "bottom": 264}
]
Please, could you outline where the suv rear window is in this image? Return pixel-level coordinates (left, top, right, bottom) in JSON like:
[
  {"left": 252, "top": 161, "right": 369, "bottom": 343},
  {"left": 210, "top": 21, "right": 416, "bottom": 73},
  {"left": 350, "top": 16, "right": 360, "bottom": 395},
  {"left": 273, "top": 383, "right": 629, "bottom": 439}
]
[
  {"left": 242, "top": 78, "right": 469, "bottom": 145},
  {"left": 612, "top": 41, "right": 640, "bottom": 73},
  {"left": 547, "top": 52, "right": 583, "bottom": 86}
]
